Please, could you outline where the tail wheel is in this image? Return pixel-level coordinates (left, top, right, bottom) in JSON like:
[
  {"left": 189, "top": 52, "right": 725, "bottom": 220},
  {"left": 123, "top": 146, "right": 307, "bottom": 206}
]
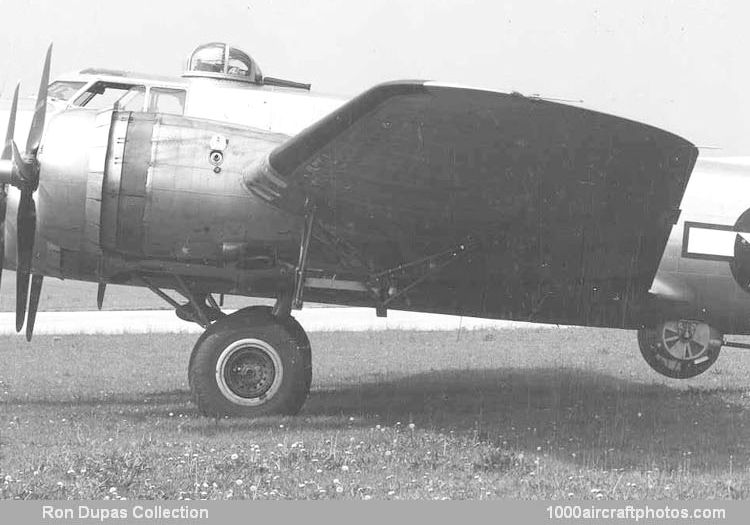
[
  {"left": 189, "top": 306, "right": 311, "bottom": 417},
  {"left": 637, "top": 320, "right": 722, "bottom": 379}
]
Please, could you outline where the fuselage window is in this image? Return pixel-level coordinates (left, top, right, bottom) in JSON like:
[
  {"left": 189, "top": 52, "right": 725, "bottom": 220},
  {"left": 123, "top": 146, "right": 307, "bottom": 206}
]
[{"left": 148, "top": 88, "right": 186, "bottom": 115}]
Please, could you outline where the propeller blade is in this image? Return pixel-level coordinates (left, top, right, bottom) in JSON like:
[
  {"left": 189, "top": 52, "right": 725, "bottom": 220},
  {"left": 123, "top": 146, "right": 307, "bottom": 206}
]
[
  {"left": 97, "top": 282, "right": 106, "bottom": 310},
  {"left": 16, "top": 191, "right": 36, "bottom": 272},
  {"left": 25, "top": 274, "right": 43, "bottom": 341},
  {"left": 0, "top": 84, "right": 19, "bottom": 292},
  {"left": 0, "top": 189, "right": 5, "bottom": 288},
  {"left": 15, "top": 270, "right": 29, "bottom": 332},
  {"left": 26, "top": 43, "right": 52, "bottom": 156},
  {"left": 0, "top": 184, "right": 6, "bottom": 284},
  {"left": 15, "top": 191, "right": 36, "bottom": 331},
  {"left": 2, "top": 83, "right": 20, "bottom": 159}
]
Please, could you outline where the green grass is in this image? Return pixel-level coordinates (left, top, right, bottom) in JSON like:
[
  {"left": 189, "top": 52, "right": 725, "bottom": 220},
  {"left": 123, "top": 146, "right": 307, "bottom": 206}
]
[{"left": 1, "top": 328, "right": 749, "bottom": 500}]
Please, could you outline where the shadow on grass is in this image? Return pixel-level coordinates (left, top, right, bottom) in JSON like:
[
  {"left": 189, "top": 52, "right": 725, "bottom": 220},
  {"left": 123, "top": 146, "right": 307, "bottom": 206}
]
[
  {"left": 5, "top": 367, "right": 748, "bottom": 472},
  {"left": 303, "top": 368, "right": 749, "bottom": 471}
]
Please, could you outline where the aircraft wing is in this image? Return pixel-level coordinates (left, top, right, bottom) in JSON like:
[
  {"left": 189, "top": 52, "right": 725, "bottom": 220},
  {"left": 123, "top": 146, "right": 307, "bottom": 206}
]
[{"left": 245, "top": 81, "right": 698, "bottom": 327}]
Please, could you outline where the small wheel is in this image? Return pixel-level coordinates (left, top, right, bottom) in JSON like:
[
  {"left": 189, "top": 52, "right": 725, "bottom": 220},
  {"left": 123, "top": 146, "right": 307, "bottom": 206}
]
[
  {"left": 637, "top": 320, "right": 722, "bottom": 379},
  {"left": 189, "top": 307, "right": 311, "bottom": 417}
]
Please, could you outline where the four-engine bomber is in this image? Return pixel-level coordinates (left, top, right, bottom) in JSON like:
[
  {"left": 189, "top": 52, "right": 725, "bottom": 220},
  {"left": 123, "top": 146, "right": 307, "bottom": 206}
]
[{"left": 2, "top": 42, "right": 749, "bottom": 417}]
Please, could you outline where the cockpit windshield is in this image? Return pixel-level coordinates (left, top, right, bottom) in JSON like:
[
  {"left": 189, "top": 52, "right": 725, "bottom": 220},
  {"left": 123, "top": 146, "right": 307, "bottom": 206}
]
[
  {"left": 69, "top": 81, "right": 186, "bottom": 115},
  {"left": 73, "top": 81, "right": 143, "bottom": 110},
  {"left": 48, "top": 80, "right": 86, "bottom": 101}
]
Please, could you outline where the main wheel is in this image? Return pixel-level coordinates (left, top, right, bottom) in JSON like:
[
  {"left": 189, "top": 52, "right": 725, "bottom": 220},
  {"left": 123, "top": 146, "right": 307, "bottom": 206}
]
[
  {"left": 637, "top": 320, "right": 722, "bottom": 379},
  {"left": 189, "top": 306, "right": 312, "bottom": 417}
]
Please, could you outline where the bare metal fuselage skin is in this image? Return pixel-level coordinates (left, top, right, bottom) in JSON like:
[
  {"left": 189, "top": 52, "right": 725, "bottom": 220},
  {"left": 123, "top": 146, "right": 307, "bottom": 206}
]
[{"left": 3, "top": 74, "right": 750, "bottom": 333}]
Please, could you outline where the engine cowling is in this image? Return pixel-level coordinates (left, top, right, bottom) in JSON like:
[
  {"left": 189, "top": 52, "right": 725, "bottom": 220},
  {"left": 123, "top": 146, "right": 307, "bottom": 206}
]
[{"left": 34, "top": 109, "right": 300, "bottom": 282}]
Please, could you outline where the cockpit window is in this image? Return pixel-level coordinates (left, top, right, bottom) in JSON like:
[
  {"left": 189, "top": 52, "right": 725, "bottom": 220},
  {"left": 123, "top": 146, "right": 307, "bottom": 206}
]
[
  {"left": 73, "top": 81, "right": 145, "bottom": 110},
  {"left": 48, "top": 81, "right": 86, "bottom": 101},
  {"left": 148, "top": 87, "right": 186, "bottom": 115},
  {"left": 116, "top": 86, "right": 146, "bottom": 111}
]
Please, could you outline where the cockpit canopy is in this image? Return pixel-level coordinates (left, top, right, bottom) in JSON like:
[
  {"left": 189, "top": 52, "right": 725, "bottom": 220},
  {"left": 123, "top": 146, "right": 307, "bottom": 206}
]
[{"left": 184, "top": 43, "right": 263, "bottom": 84}]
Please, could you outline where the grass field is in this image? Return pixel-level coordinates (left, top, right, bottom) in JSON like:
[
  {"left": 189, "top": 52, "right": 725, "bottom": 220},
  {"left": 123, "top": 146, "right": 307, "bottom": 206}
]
[{"left": 1, "top": 327, "right": 749, "bottom": 500}]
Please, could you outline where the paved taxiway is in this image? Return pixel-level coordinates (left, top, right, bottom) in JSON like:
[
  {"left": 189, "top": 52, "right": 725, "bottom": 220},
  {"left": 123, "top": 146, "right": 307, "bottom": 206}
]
[{"left": 0, "top": 308, "right": 563, "bottom": 335}]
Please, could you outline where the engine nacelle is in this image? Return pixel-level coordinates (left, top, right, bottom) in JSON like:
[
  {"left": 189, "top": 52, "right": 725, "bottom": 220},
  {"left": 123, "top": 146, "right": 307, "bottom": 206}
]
[{"left": 35, "top": 109, "right": 299, "bottom": 282}]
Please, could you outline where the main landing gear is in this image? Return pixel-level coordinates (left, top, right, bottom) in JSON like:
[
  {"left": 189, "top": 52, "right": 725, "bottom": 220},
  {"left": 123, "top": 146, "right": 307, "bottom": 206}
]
[
  {"left": 144, "top": 203, "right": 476, "bottom": 417},
  {"left": 637, "top": 320, "right": 723, "bottom": 379},
  {"left": 139, "top": 274, "right": 313, "bottom": 416},
  {"left": 141, "top": 203, "right": 317, "bottom": 417},
  {"left": 188, "top": 306, "right": 312, "bottom": 417}
]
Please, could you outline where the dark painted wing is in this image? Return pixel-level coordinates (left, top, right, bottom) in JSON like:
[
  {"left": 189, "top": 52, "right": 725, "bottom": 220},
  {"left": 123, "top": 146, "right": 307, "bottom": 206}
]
[{"left": 246, "top": 81, "right": 698, "bottom": 328}]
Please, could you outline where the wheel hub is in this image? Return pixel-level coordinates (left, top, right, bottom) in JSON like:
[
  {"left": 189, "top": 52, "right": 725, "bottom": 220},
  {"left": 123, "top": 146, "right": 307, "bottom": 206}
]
[
  {"left": 225, "top": 348, "right": 275, "bottom": 398},
  {"left": 659, "top": 320, "right": 715, "bottom": 361},
  {"left": 215, "top": 338, "right": 284, "bottom": 406}
]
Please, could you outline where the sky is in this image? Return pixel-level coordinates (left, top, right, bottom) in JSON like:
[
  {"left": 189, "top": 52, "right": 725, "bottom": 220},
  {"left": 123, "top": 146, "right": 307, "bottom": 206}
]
[{"left": 0, "top": 0, "right": 749, "bottom": 154}]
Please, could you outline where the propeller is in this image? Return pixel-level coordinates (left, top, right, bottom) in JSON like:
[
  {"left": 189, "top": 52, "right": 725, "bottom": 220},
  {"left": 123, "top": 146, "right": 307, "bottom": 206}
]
[
  {"left": 0, "top": 44, "right": 52, "bottom": 340},
  {"left": 0, "top": 83, "right": 19, "bottom": 289}
]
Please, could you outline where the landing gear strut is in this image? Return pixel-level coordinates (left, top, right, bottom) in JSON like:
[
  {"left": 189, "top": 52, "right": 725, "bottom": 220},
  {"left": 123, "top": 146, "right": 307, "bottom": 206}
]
[
  {"left": 188, "top": 306, "right": 312, "bottom": 417},
  {"left": 637, "top": 320, "right": 723, "bottom": 379}
]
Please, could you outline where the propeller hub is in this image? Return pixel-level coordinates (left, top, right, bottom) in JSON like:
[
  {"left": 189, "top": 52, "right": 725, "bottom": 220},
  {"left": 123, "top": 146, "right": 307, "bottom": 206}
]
[{"left": 0, "top": 147, "right": 39, "bottom": 190}]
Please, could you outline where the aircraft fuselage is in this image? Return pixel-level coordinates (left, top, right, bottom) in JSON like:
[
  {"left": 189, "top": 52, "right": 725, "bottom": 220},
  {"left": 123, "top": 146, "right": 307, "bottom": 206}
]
[{"left": 3, "top": 65, "right": 750, "bottom": 334}]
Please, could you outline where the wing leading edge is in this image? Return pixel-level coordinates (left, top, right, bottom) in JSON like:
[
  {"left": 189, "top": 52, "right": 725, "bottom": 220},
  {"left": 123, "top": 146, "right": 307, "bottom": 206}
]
[{"left": 244, "top": 81, "right": 698, "bottom": 328}]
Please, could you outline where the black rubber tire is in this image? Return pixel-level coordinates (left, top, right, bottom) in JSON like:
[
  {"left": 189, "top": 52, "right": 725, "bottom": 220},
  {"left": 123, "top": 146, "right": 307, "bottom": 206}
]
[
  {"left": 188, "top": 306, "right": 312, "bottom": 417},
  {"left": 637, "top": 327, "right": 721, "bottom": 379},
  {"left": 279, "top": 313, "right": 313, "bottom": 394}
]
